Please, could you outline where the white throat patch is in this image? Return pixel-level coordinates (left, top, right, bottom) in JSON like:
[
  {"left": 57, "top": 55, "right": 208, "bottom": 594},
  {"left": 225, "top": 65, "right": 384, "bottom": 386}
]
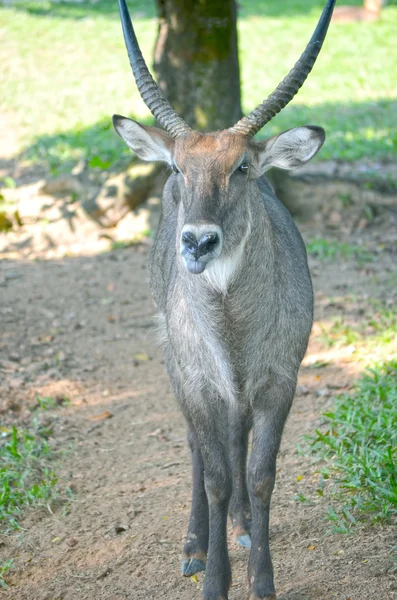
[{"left": 202, "top": 222, "right": 251, "bottom": 295}]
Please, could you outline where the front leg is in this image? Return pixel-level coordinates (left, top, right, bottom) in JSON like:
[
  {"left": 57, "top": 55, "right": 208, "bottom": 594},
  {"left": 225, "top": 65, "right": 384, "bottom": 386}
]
[
  {"left": 189, "top": 404, "right": 232, "bottom": 600},
  {"left": 247, "top": 380, "right": 295, "bottom": 600},
  {"left": 229, "top": 408, "right": 252, "bottom": 548},
  {"left": 181, "top": 427, "right": 209, "bottom": 577}
]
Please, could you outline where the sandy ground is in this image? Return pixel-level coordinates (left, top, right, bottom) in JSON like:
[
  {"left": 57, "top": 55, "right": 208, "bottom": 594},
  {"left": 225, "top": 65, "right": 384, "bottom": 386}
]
[{"left": 0, "top": 156, "right": 396, "bottom": 600}]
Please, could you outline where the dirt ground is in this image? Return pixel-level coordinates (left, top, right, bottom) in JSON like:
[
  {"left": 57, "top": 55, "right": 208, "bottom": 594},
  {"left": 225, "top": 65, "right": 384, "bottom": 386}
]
[{"left": 0, "top": 152, "right": 396, "bottom": 600}]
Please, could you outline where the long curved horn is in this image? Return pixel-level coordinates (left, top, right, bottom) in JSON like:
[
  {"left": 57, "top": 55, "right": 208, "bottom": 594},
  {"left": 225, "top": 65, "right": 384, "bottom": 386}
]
[
  {"left": 229, "top": 0, "right": 336, "bottom": 137},
  {"left": 118, "top": 0, "right": 191, "bottom": 138}
]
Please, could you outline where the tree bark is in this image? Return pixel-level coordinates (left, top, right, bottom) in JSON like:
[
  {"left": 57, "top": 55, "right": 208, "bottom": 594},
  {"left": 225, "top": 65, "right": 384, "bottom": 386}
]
[{"left": 154, "top": 0, "right": 242, "bottom": 131}]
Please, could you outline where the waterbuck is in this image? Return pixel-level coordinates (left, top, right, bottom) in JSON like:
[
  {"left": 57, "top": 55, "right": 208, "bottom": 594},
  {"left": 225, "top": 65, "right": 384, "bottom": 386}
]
[{"left": 113, "top": 1, "right": 335, "bottom": 598}]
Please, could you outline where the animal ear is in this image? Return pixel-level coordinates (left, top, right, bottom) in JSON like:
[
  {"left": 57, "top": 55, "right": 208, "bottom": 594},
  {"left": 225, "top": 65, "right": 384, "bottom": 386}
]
[
  {"left": 254, "top": 126, "right": 325, "bottom": 174},
  {"left": 113, "top": 115, "right": 174, "bottom": 163}
]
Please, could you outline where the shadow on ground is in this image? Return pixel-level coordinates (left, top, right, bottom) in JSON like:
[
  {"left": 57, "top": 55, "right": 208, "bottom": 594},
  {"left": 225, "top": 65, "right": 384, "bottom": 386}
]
[{"left": 1, "top": 98, "right": 396, "bottom": 186}]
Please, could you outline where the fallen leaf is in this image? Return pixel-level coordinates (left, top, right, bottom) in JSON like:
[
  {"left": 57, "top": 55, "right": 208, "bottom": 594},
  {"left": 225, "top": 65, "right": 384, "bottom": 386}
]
[
  {"left": 307, "top": 545, "right": 316, "bottom": 551},
  {"left": 296, "top": 475, "right": 303, "bottom": 482},
  {"left": 147, "top": 427, "right": 164, "bottom": 437},
  {"left": 52, "top": 537, "right": 61, "bottom": 543},
  {"left": 191, "top": 575, "right": 199, "bottom": 584},
  {"left": 38, "top": 334, "right": 54, "bottom": 344},
  {"left": 88, "top": 410, "right": 113, "bottom": 421},
  {"left": 133, "top": 352, "right": 150, "bottom": 362}
]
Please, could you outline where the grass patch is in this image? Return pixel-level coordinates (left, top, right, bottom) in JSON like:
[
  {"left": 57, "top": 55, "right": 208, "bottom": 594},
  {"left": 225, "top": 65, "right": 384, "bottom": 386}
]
[
  {"left": 316, "top": 299, "right": 397, "bottom": 362},
  {"left": 1, "top": 0, "right": 397, "bottom": 174},
  {"left": 0, "top": 559, "right": 14, "bottom": 591},
  {"left": 319, "top": 317, "right": 361, "bottom": 347},
  {"left": 0, "top": 421, "right": 63, "bottom": 532},
  {"left": 306, "top": 237, "right": 371, "bottom": 263},
  {"left": 308, "top": 361, "right": 397, "bottom": 532},
  {"left": 30, "top": 394, "right": 70, "bottom": 411}
]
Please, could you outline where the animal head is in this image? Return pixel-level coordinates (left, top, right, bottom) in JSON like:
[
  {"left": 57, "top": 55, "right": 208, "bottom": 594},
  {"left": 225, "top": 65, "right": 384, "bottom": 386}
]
[{"left": 113, "top": 0, "right": 335, "bottom": 275}]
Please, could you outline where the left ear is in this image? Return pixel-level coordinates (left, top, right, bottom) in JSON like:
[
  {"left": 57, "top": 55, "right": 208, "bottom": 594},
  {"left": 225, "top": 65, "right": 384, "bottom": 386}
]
[
  {"left": 113, "top": 115, "right": 174, "bottom": 164},
  {"left": 254, "top": 126, "right": 325, "bottom": 174}
]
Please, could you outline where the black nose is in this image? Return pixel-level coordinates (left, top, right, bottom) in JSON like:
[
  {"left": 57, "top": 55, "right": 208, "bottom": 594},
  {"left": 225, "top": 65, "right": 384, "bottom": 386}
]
[{"left": 182, "top": 231, "right": 220, "bottom": 259}]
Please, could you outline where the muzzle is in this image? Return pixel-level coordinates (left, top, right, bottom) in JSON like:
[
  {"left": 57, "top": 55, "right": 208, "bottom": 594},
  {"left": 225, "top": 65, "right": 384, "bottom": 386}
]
[{"left": 180, "top": 224, "right": 223, "bottom": 274}]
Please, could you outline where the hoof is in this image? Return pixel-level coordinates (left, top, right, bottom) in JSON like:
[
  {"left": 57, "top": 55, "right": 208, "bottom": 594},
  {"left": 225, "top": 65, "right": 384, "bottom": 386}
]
[
  {"left": 237, "top": 533, "right": 252, "bottom": 549},
  {"left": 181, "top": 557, "right": 206, "bottom": 577},
  {"left": 249, "top": 594, "right": 276, "bottom": 600}
]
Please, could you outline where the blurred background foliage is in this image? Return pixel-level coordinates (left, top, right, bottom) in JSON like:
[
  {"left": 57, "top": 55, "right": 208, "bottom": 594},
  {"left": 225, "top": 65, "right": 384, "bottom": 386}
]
[{"left": 1, "top": 0, "right": 396, "bottom": 175}]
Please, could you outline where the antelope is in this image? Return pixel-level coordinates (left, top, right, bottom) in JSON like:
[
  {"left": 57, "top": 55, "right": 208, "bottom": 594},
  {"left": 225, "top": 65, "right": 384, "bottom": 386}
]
[{"left": 113, "top": 1, "right": 335, "bottom": 598}]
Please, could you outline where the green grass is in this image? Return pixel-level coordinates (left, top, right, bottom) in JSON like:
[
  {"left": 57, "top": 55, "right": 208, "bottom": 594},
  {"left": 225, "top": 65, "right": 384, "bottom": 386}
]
[
  {"left": 0, "top": 559, "right": 14, "bottom": 591},
  {"left": 1, "top": 0, "right": 397, "bottom": 175},
  {"left": 0, "top": 422, "right": 62, "bottom": 532},
  {"left": 316, "top": 299, "right": 397, "bottom": 362},
  {"left": 319, "top": 317, "right": 361, "bottom": 347},
  {"left": 31, "top": 394, "right": 70, "bottom": 411},
  {"left": 308, "top": 361, "right": 397, "bottom": 532},
  {"left": 0, "top": 403, "right": 70, "bottom": 589},
  {"left": 306, "top": 237, "right": 372, "bottom": 263}
]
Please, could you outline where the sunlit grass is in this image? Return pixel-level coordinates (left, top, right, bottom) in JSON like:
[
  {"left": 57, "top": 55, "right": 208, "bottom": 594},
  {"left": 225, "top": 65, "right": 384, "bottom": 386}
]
[
  {"left": 0, "top": 411, "right": 71, "bottom": 588},
  {"left": 0, "top": 422, "right": 61, "bottom": 531},
  {"left": 1, "top": 0, "right": 397, "bottom": 174},
  {"left": 307, "top": 360, "right": 397, "bottom": 531},
  {"left": 315, "top": 299, "right": 397, "bottom": 363}
]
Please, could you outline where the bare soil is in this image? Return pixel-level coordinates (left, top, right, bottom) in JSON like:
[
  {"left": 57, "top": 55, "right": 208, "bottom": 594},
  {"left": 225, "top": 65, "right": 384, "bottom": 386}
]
[{"left": 0, "top": 160, "right": 396, "bottom": 600}]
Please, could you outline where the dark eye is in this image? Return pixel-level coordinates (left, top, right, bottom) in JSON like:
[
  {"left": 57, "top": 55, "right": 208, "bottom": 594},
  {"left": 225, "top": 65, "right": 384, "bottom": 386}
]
[
  {"left": 238, "top": 163, "right": 249, "bottom": 173},
  {"left": 172, "top": 163, "right": 179, "bottom": 174}
]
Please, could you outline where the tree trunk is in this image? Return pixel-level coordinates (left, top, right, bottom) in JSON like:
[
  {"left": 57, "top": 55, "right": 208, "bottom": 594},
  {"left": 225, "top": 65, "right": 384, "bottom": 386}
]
[{"left": 154, "top": 0, "right": 242, "bottom": 131}]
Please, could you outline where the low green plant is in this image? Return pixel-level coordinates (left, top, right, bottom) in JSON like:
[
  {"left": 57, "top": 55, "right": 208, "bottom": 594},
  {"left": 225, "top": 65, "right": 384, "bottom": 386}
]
[
  {"left": 308, "top": 361, "right": 397, "bottom": 532},
  {"left": 317, "top": 300, "right": 397, "bottom": 359},
  {"left": 0, "top": 559, "right": 14, "bottom": 590},
  {"left": 319, "top": 317, "right": 360, "bottom": 348},
  {"left": 29, "top": 394, "right": 70, "bottom": 411},
  {"left": 0, "top": 422, "right": 61, "bottom": 531},
  {"left": 306, "top": 238, "right": 371, "bottom": 263}
]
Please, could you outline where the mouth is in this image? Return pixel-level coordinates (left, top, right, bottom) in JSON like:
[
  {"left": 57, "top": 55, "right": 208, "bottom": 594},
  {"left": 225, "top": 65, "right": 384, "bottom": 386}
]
[{"left": 185, "top": 258, "right": 206, "bottom": 274}]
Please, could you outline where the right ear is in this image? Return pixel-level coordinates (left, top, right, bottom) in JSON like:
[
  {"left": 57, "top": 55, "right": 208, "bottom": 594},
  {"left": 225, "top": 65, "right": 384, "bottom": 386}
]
[{"left": 113, "top": 115, "right": 174, "bottom": 163}]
